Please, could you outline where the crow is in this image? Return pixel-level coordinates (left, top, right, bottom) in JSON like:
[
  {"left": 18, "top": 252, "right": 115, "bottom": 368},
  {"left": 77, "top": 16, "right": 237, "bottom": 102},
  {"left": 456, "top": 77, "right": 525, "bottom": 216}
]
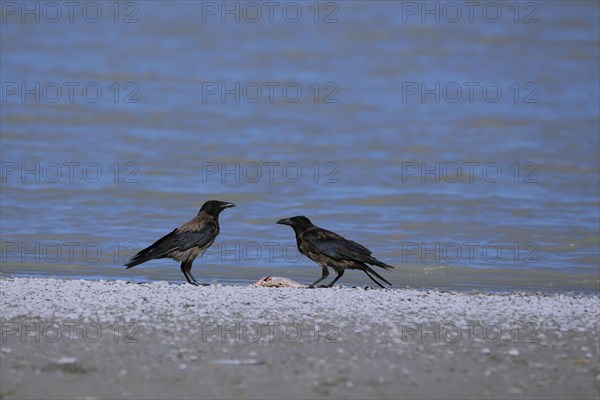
[
  {"left": 125, "top": 200, "right": 235, "bottom": 285},
  {"left": 277, "top": 216, "right": 394, "bottom": 288}
]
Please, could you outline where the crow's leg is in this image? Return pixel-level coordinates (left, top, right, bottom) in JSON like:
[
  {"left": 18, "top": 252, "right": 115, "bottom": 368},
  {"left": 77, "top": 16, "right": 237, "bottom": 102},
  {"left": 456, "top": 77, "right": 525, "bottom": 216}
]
[
  {"left": 184, "top": 260, "right": 209, "bottom": 286},
  {"left": 185, "top": 263, "right": 201, "bottom": 286},
  {"left": 326, "top": 269, "right": 345, "bottom": 288},
  {"left": 180, "top": 261, "right": 198, "bottom": 286},
  {"left": 187, "top": 270, "right": 207, "bottom": 286},
  {"left": 308, "top": 265, "right": 329, "bottom": 288}
]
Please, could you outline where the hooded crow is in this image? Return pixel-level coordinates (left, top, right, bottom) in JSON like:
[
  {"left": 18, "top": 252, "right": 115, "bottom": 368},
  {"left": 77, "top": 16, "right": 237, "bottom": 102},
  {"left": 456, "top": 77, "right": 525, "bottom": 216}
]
[
  {"left": 125, "top": 200, "right": 235, "bottom": 285},
  {"left": 277, "top": 216, "right": 393, "bottom": 288}
]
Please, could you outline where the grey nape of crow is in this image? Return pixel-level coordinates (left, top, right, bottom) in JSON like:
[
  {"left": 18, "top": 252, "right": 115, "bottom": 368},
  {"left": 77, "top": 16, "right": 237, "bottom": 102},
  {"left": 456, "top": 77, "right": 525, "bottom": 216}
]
[
  {"left": 277, "top": 216, "right": 394, "bottom": 289},
  {"left": 125, "top": 200, "right": 235, "bottom": 285}
]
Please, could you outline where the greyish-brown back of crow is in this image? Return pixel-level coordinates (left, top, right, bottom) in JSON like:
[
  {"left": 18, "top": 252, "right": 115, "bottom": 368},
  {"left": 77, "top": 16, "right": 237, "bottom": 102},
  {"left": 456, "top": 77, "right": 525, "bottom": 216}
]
[
  {"left": 277, "top": 216, "right": 394, "bottom": 288},
  {"left": 125, "top": 200, "right": 235, "bottom": 285}
]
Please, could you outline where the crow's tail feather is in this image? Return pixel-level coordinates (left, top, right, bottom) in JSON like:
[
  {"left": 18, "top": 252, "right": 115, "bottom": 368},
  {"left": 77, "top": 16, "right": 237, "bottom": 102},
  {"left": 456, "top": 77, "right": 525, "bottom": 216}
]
[
  {"left": 124, "top": 249, "right": 154, "bottom": 269},
  {"left": 361, "top": 264, "right": 392, "bottom": 287},
  {"left": 368, "top": 257, "right": 394, "bottom": 270}
]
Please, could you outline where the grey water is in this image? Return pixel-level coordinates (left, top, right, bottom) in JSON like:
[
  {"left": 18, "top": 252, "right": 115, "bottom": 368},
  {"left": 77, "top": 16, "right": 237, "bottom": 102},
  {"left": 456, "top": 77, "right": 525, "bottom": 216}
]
[{"left": 1, "top": 1, "right": 598, "bottom": 292}]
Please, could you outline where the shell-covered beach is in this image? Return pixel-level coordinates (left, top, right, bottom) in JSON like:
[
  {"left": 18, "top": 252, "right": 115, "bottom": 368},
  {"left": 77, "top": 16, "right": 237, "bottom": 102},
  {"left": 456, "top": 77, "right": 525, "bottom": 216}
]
[{"left": 1, "top": 277, "right": 598, "bottom": 399}]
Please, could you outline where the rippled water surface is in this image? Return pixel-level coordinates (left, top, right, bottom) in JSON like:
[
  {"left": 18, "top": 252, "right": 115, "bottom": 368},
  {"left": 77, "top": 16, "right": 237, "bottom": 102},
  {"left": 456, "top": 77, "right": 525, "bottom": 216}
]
[{"left": 1, "top": 1, "right": 599, "bottom": 292}]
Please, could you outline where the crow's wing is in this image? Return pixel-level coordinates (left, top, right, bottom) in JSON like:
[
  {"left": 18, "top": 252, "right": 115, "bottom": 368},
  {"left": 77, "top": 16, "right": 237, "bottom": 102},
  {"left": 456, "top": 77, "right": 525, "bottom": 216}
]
[
  {"left": 148, "top": 226, "right": 217, "bottom": 255},
  {"left": 126, "top": 223, "right": 217, "bottom": 267},
  {"left": 314, "top": 238, "right": 373, "bottom": 261},
  {"left": 303, "top": 228, "right": 393, "bottom": 270},
  {"left": 303, "top": 228, "right": 372, "bottom": 260}
]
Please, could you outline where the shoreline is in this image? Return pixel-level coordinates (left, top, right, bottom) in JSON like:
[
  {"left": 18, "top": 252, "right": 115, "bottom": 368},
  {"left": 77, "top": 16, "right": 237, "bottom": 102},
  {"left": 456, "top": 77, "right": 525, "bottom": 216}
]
[
  {"left": 1, "top": 261, "right": 599, "bottom": 294},
  {"left": 1, "top": 276, "right": 599, "bottom": 399}
]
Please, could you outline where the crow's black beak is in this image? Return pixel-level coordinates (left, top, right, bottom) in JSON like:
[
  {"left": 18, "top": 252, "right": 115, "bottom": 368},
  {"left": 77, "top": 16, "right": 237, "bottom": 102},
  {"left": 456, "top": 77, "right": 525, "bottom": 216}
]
[
  {"left": 277, "top": 218, "right": 290, "bottom": 226},
  {"left": 222, "top": 202, "right": 236, "bottom": 209}
]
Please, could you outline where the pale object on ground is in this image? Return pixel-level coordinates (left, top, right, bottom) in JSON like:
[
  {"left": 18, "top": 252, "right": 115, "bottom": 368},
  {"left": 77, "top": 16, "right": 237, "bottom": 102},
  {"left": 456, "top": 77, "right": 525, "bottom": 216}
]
[{"left": 253, "top": 276, "right": 307, "bottom": 288}]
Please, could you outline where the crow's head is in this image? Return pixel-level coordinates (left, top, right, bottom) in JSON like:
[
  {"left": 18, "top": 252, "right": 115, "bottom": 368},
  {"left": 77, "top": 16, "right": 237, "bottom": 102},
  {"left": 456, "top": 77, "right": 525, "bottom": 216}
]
[
  {"left": 199, "top": 200, "right": 236, "bottom": 216},
  {"left": 276, "top": 216, "right": 313, "bottom": 230}
]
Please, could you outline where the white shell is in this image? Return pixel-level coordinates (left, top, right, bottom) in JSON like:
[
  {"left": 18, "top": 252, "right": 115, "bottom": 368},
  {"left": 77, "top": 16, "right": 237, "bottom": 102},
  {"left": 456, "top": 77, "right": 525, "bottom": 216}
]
[{"left": 253, "top": 276, "right": 307, "bottom": 288}]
